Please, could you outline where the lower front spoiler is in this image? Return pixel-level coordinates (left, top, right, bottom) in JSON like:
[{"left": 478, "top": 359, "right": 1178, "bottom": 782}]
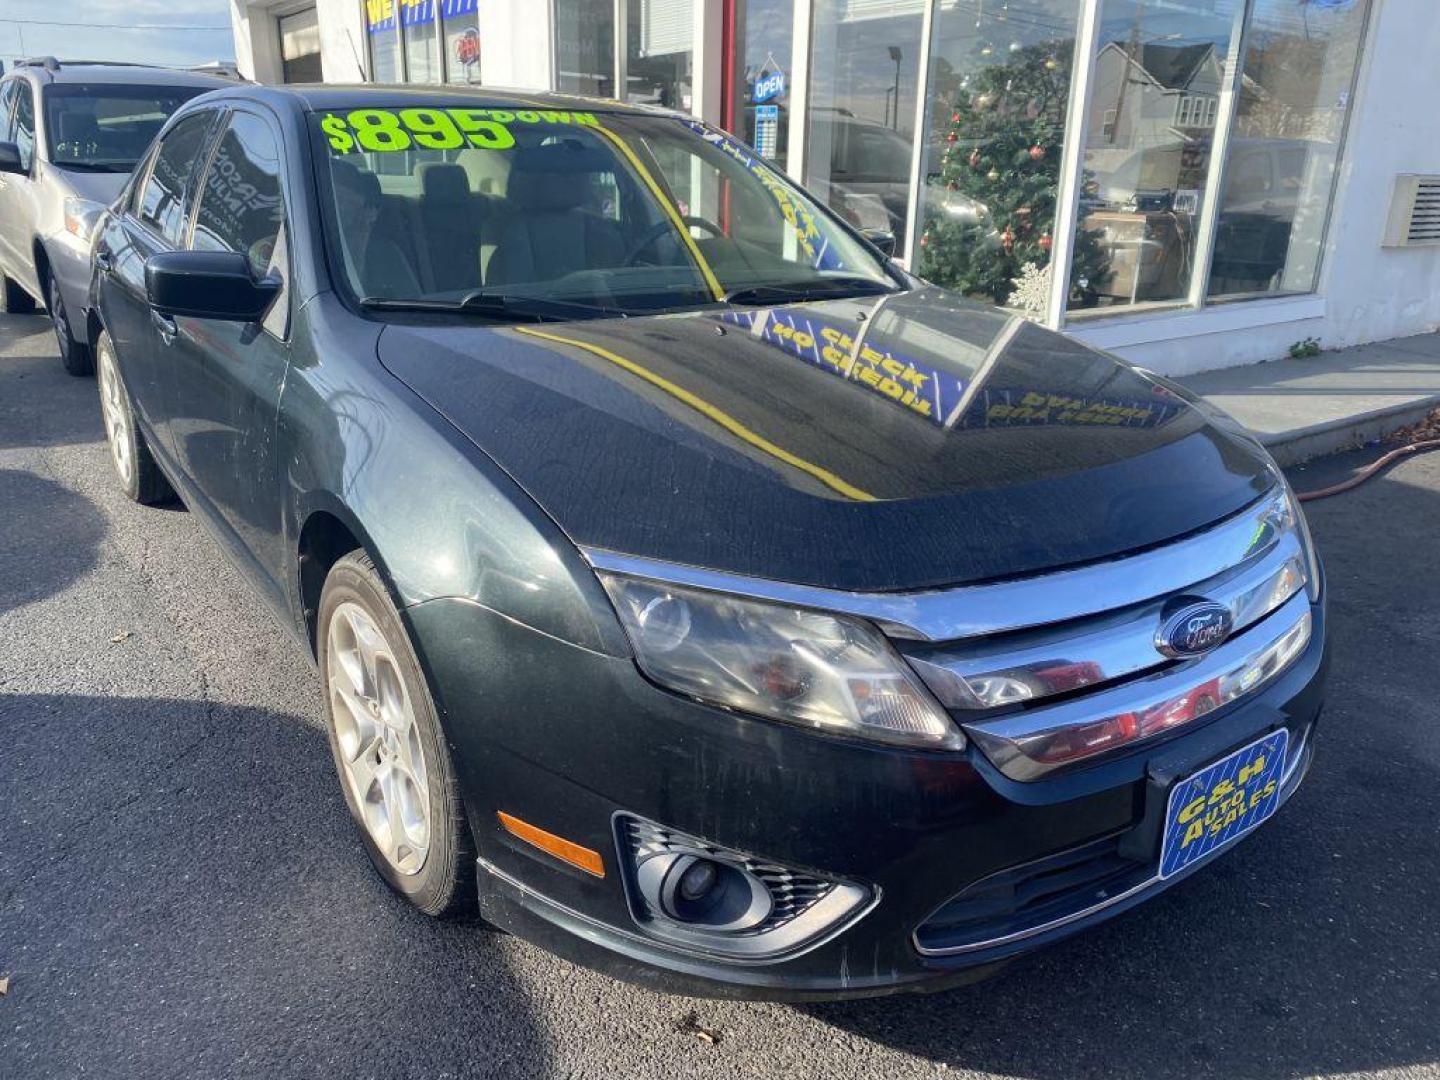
[{"left": 475, "top": 729, "right": 1317, "bottom": 1002}]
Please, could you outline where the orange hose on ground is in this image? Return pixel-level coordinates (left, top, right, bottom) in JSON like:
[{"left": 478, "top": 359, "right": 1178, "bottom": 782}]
[{"left": 1294, "top": 439, "right": 1440, "bottom": 502}]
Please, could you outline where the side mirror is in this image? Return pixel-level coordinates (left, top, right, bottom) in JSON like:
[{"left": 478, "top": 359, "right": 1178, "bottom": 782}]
[
  {"left": 861, "top": 228, "right": 897, "bottom": 258},
  {"left": 0, "top": 142, "right": 24, "bottom": 176},
  {"left": 145, "top": 250, "right": 280, "bottom": 322}
]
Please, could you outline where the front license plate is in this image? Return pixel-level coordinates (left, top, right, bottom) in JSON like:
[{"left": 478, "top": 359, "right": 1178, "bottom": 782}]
[{"left": 1159, "top": 729, "right": 1289, "bottom": 879}]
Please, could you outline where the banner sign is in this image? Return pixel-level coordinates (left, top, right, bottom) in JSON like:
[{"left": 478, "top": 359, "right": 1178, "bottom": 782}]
[
  {"left": 720, "top": 309, "right": 966, "bottom": 427},
  {"left": 366, "top": 0, "right": 473, "bottom": 32},
  {"left": 681, "top": 120, "right": 840, "bottom": 270},
  {"left": 958, "top": 388, "right": 1185, "bottom": 430}
]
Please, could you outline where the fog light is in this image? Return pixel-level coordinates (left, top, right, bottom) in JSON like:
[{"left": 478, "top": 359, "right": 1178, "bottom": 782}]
[{"left": 616, "top": 815, "right": 875, "bottom": 961}]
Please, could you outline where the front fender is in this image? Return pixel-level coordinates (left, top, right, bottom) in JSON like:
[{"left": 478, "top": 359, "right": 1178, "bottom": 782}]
[{"left": 279, "top": 295, "right": 630, "bottom": 659}]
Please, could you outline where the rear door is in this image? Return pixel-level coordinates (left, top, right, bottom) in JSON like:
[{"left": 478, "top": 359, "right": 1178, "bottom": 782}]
[
  {"left": 94, "top": 109, "right": 219, "bottom": 441},
  {"left": 163, "top": 106, "right": 292, "bottom": 595}
]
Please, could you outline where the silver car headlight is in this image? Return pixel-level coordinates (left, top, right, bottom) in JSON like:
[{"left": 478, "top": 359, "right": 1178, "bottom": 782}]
[
  {"left": 597, "top": 573, "right": 963, "bottom": 750},
  {"left": 63, "top": 197, "right": 105, "bottom": 244}
]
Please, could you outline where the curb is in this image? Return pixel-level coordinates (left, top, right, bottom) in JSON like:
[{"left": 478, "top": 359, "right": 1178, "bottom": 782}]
[{"left": 1258, "top": 396, "right": 1440, "bottom": 466}]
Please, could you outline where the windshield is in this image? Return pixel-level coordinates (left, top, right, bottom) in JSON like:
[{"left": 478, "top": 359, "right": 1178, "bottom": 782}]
[
  {"left": 310, "top": 105, "right": 898, "bottom": 318},
  {"left": 44, "top": 83, "right": 205, "bottom": 172}
]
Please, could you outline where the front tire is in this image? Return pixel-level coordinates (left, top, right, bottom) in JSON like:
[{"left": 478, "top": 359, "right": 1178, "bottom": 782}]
[
  {"left": 96, "top": 331, "right": 172, "bottom": 505},
  {"left": 50, "top": 275, "right": 93, "bottom": 376},
  {"left": 318, "top": 551, "right": 475, "bottom": 917}
]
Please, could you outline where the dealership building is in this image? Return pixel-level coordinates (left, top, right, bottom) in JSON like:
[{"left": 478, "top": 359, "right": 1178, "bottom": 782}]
[{"left": 227, "top": 0, "right": 1440, "bottom": 376}]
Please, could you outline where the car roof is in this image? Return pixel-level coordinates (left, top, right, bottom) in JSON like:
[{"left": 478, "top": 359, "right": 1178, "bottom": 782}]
[
  {"left": 234, "top": 83, "right": 682, "bottom": 119},
  {"left": 7, "top": 61, "right": 237, "bottom": 90}
]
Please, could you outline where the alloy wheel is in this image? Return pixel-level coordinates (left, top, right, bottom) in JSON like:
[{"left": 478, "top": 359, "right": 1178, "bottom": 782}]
[
  {"left": 50, "top": 279, "right": 71, "bottom": 357},
  {"left": 326, "top": 600, "right": 431, "bottom": 875},
  {"left": 97, "top": 343, "right": 132, "bottom": 485}
]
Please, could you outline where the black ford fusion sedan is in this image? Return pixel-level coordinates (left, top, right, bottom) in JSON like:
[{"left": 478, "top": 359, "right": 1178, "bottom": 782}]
[{"left": 87, "top": 84, "right": 1325, "bottom": 1000}]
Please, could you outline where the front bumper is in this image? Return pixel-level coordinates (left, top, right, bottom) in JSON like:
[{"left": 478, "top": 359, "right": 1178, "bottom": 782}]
[
  {"left": 408, "top": 589, "right": 1327, "bottom": 1002},
  {"left": 44, "top": 231, "right": 93, "bottom": 336}
]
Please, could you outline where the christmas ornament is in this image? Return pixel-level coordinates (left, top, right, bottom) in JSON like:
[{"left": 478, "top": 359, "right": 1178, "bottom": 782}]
[
  {"left": 1029, "top": 144, "right": 1045, "bottom": 161},
  {"left": 1045, "top": 57, "right": 1059, "bottom": 70},
  {"left": 987, "top": 168, "right": 1001, "bottom": 181},
  {"left": 968, "top": 148, "right": 981, "bottom": 168},
  {"left": 1001, "top": 224, "right": 1015, "bottom": 253},
  {"left": 951, "top": 111, "right": 961, "bottom": 123},
  {"left": 975, "top": 92, "right": 994, "bottom": 109},
  {"left": 1039, "top": 233, "right": 1053, "bottom": 252},
  {"left": 947, "top": 131, "right": 958, "bottom": 143},
  {"left": 1009, "top": 41, "right": 1023, "bottom": 53}
]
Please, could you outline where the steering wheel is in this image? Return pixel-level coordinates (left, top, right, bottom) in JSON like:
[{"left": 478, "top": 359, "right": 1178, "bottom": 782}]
[{"left": 622, "top": 215, "right": 725, "bottom": 267}]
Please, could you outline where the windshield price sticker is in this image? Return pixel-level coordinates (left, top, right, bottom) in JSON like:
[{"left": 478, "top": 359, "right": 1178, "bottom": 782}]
[{"left": 320, "top": 108, "right": 601, "bottom": 154}]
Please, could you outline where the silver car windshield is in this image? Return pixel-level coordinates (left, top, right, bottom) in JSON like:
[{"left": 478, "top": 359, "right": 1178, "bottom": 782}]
[
  {"left": 310, "top": 106, "right": 898, "bottom": 317},
  {"left": 44, "top": 84, "right": 205, "bottom": 173}
]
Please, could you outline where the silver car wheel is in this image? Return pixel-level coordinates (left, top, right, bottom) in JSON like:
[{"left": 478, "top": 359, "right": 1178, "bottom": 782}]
[
  {"left": 97, "top": 342, "right": 132, "bottom": 485},
  {"left": 50, "top": 279, "right": 71, "bottom": 355},
  {"left": 326, "top": 600, "right": 431, "bottom": 876}
]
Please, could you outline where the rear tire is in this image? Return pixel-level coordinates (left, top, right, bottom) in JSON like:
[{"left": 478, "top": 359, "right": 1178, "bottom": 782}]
[
  {"left": 50, "top": 275, "right": 93, "bottom": 376},
  {"left": 96, "top": 331, "right": 173, "bottom": 505},
  {"left": 318, "top": 550, "right": 476, "bottom": 918},
  {"left": 1, "top": 274, "right": 37, "bottom": 314}
]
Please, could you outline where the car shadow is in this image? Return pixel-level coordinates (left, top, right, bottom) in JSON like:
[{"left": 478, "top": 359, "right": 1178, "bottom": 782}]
[
  {"left": 0, "top": 468, "right": 107, "bottom": 616},
  {"left": 0, "top": 313, "right": 109, "bottom": 453},
  {"left": 800, "top": 464, "right": 1440, "bottom": 1079},
  {"left": 0, "top": 692, "right": 554, "bottom": 1078}
]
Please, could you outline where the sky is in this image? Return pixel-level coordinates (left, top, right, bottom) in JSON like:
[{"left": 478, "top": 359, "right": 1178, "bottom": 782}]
[{"left": 0, "top": 0, "right": 236, "bottom": 71}]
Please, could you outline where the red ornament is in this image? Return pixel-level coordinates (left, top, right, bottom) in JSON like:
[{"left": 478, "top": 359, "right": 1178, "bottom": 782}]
[
  {"left": 1001, "top": 225, "right": 1015, "bottom": 253},
  {"left": 951, "top": 111, "right": 961, "bottom": 123},
  {"left": 968, "top": 149, "right": 981, "bottom": 168},
  {"left": 1039, "top": 233, "right": 1053, "bottom": 252},
  {"left": 1029, "top": 144, "right": 1046, "bottom": 161},
  {"left": 947, "top": 131, "right": 958, "bottom": 143}
]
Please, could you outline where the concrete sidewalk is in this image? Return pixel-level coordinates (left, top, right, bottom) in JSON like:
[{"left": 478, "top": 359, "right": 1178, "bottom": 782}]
[{"left": 1178, "top": 331, "right": 1440, "bottom": 465}]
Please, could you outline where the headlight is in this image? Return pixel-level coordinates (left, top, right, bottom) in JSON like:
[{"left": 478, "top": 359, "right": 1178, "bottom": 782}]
[
  {"left": 1278, "top": 476, "right": 1322, "bottom": 602},
  {"left": 63, "top": 197, "right": 105, "bottom": 244},
  {"left": 597, "top": 573, "right": 963, "bottom": 750}
]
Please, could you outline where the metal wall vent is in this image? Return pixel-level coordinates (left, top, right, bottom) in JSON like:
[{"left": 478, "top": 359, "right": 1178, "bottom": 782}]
[{"left": 1383, "top": 175, "right": 1440, "bottom": 247}]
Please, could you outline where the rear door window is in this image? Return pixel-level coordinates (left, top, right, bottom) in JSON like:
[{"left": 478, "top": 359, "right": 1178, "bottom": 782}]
[
  {"left": 0, "top": 81, "right": 18, "bottom": 143},
  {"left": 136, "top": 112, "right": 217, "bottom": 245},
  {"left": 13, "top": 82, "right": 36, "bottom": 172}
]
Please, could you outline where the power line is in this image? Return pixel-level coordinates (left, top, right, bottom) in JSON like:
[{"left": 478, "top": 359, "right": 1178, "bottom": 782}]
[{"left": 0, "top": 18, "right": 230, "bottom": 31}]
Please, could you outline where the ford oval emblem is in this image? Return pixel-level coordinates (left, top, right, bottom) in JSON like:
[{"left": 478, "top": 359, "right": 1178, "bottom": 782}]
[{"left": 1156, "top": 600, "right": 1234, "bottom": 659}]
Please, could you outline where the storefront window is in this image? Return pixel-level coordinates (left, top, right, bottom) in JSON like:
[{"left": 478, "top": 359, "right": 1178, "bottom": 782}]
[
  {"left": 805, "top": 0, "right": 925, "bottom": 249},
  {"left": 1208, "top": 0, "right": 1370, "bottom": 299},
  {"left": 364, "top": 0, "right": 402, "bottom": 83},
  {"left": 401, "top": 0, "right": 442, "bottom": 84},
  {"left": 626, "top": 0, "right": 694, "bottom": 110},
  {"left": 1067, "top": 0, "right": 1245, "bottom": 315},
  {"left": 914, "top": 0, "right": 1086, "bottom": 318},
  {"left": 555, "top": 0, "right": 616, "bottom": 96},
  {"left": 732, "top": 0, "right": 794, "bottom": 169},
  {"left": 441, "top": 0, "right": 481, "bottom": 84},
  {"left": 279, "top": 7, "right": 323, "bottom": 84}
]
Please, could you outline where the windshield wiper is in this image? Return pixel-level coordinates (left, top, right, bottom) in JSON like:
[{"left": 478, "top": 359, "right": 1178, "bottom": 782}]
[
  {"left": 723, "top": 276, "right": 897, "bottom": 307},
  {"left": 456, "top": 290, "right": 628, "bottom": 321},
  {"left": 53, "top": 160, "right": 135, "bottom": 173},
  {"left": 357, "top": 292, "right": 627, "bottom": 323}
]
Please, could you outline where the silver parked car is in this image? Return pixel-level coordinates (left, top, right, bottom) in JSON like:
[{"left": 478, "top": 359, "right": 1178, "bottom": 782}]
[{"left": 0, "top": 59, "right": 234, "bottom": 374}]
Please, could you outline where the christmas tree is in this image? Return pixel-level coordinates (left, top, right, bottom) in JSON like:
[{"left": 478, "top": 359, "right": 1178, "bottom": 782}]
[{"left": 918, "top": 42, "right": 1110, "bottom": 312}]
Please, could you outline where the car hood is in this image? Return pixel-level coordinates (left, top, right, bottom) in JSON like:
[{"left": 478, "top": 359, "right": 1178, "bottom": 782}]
[
  {"left": 376, "top": 288, "right": 1274, "bottom": 592},
  {"left": 46, "top": 165, "right": 129, "bottom": 204}
]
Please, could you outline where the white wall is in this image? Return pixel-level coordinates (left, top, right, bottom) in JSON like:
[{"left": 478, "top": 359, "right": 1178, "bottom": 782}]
[
  {"left": 478, "top": 0, "right": 553, "bottom": 91},
  {"left": 317, "top": 0, "right": 368, "bottom": 83}
]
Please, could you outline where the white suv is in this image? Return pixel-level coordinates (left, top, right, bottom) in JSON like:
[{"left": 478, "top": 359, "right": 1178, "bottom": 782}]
[{"left": 0, "top": 59, "right": 234, "bottom": 374}]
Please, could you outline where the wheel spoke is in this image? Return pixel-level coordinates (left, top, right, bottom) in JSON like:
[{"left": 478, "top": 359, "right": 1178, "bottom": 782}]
[{"left": 347, "top": 733, "right": 384, "bottom": 798}]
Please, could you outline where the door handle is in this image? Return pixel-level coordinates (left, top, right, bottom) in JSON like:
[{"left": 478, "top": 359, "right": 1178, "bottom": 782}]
[
  {"left": 95, "top": 249, "right": 114, "bottom": 273},
  {"left": 150, "top": 309, "right": 177, "bottom": 345}
]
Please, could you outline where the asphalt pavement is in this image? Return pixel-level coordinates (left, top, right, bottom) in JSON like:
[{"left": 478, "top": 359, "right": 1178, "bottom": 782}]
[{"left": 1, "top": 310, "right": 1437, "bottom": 1080}]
